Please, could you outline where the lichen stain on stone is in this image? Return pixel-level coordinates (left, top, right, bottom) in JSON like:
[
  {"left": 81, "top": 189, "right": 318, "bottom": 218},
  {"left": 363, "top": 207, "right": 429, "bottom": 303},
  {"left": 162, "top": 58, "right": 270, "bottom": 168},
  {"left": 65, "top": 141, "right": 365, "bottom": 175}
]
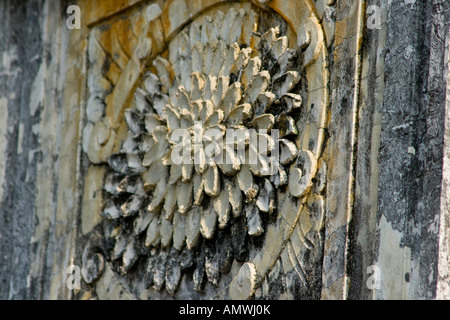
[{"left": 375, "top": 215, "right": 411, "bottom": 300}]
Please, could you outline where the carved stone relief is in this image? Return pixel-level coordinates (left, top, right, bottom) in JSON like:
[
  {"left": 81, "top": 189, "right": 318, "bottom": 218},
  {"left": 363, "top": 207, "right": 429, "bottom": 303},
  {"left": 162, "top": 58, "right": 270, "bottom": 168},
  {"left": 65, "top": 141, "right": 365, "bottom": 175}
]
[{"left": 80, "top": 0, "right": 329, "bottom": 299}]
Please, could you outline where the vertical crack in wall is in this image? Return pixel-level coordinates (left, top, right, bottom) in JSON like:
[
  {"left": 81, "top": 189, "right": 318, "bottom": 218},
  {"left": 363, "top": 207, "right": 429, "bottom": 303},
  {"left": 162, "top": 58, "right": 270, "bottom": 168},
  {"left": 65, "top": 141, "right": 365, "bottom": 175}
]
[{"left": 342, "top": 0, "right": 366, "bottom": 300}]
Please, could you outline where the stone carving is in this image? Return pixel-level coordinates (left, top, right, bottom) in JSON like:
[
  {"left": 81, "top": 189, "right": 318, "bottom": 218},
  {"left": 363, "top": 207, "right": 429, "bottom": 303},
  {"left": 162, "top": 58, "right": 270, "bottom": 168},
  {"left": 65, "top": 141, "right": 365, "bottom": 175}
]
[{"left": 82, "top": 1, "right": 329, "bottom": 299}]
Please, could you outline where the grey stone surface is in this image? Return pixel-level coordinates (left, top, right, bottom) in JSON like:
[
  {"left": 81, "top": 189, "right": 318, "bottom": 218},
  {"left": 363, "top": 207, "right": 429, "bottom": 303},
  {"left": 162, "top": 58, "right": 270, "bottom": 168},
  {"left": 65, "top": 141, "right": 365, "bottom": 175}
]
[
  {"left": 375, "top": 0, "right": 450, "bottom": 300},
  {"left": 0, "top": 0, "right": 45, "bottom": 300}
]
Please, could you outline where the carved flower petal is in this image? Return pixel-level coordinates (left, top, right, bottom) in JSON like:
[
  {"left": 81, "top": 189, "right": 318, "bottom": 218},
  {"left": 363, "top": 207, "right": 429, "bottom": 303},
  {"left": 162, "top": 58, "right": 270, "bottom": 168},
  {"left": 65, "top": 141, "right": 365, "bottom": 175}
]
[
  {"left": 148, "top": 178, "right": 167, "bottom": 212},
  {"left": 142, "top": 139, "right": 169, "bottom": 167},
  {"left": 178, "top": 58, "right": 193, "bottom": 93},
  {"left": 203, "top": 134, "right": 225, "bottom": 166},
  {"left": 221, "top": 82, "right": 242, "bottom": 119},
  {"left": 211, "top": 40, "right": 227, "bottom": 78},
  {"left": 226, "top": 103, "right": 252, "bottom": 126},
  {"left": 202, "top": 43, "right": 214, "bottom": 78},
  {"left": 118, "top": 173, "right": 144, "bottom": 196},
  {"left": 112, "top": 230, "right": 127, "bottom": 260},
  {"left": 121, "top": 194, "right": 144, "bottom": 217},
  {"left": 241, "top": 57, "right": 261, "bottom": 91},
  {"left": 177, "top": 86, "right": 191, "bottom": 114},
  {"left": 104, "top": 172, "right": 123, "bottom": 195},
  {"left": 191, "top": 43, "right": 202, "bottom": 75},
  {"left": 177, "top": 180, "right": 193, "bottom": 215},
  {"left": 248, "top": 148, "right": 273, "bottom": 177},
  {"left": 220, "top": 43, "right": 240, "bottom": 77},
  {"left": 152, "top": 94, "right": 170, "bottom": 118},
  {"left": 241, "top": 9, "right": 257, "bottom": 45},
  {"left": 189, "top": 20, "right": 201, "bottom": 48},
  {"left": 122, "top": 132, "right": 139, "bottom": 154},
  {"left": 278, "top": 114, "right": 298, "bottom": 138},
  {"left": 163, "top": 183, "right": 178, "bottom": 220},
  {"left": 186, "top": 207, "right": 201, "bottom": 249},
  {"left": 145, "top": 215, "right": 160, "bottom": 247},
  {"left": 237, "top": 165, "right": 258, "bottom": 200},
  {"left": 152, "top": 126, "right": 169, "bottom": 143},
  {"left": 270, "top": 163, "right": 288, "bottom": 188},
  {"left": 231, "top": 46, "right": 251, "bottom": 75},
  {"left": 253, "top": 92, "right": 276, "bottom": 116},
  {"left": 212, "top": 76, "right": 229, "bottom": 108},
  {"left": 270, "top": 36, "right": 288, "bottom": 60},
  {"left": 127, "top": 153, "right": 145, "bottom": 173},
  {"left": 200, "top": 204, "right": 217, "bottom": 240},
  {"left": 165, "top": 248, "right": 182, "bottom": 296},
  {"left": 279, "top": 139, "right": 298, "bottom": 165},
  {"left": 273, "top": 71, "right": 300, "bottom": 99},
  {"left": 228, "top": 124, "right": 250, "bottom": 146},
  {"left": 181, "top": 163, "right": 194, "bottom": 183},
  {"left": 190, "top": 72, "right": 205, "bottom": 101},
  {"left": 143, "top": 160, "right": 168, "bottom": 190},
  {"left": 220, "top": 8, "right": 239, "bottom": 43},
  {"left": 122, "top": 238, "right": 139, "bottom": 272},
  {"left": 191, "top": 100, "right": 203, "bottom": 121},
  {"left": 205, "top": 245, "right": 220, "bottom": 286},
  {"left": 134, "top": 210, "right": 153, "bottom": 235},
  {"left": 163, "top": 105, "right": 180, "bottom": 132},
  {"left": 135, "top": 88, "right": 152, "bottom": 114},
  {"left": 252, "top": 114, "right": 275, "bottom": 132},
  {"left": 275, "top": 49, "right": 298, "bottom": 78},
  {"left": 244, "top": 71, "right": 271, "bottom": 104},
  {"left": 212, "top": 10, "right": 225, "bottom": 40},
  {"left": 218, "top": 146, "right": 241, "bottom": 176},
  {"left": 172, "top": 212, "right": 186, "bottom": 251},
  {"left": 245, "top": 204, "right": 264, "bottom": 236},
  {"left": 200, "top": 100, "right": 215, "bottom": 124},
  {"left": 203, "top": 164, "right": 220, "bottom": 197},
  {"left": 194, "top": 148, "right": 208, "bottom": 175},
  {"left": 101, "top": 198, "right": 121, "bottom": 220},
  {"left": 125, "top": 109, "right": 143, "bottom": 135},
  {"left": 203, "top": 75, "right": 216, "bottom": 102},
  {"left": 168, "top": 160, "right": 182, "bottom": 185},
  {"left": 153, "top": 56, "right": 173, "bottom": 89},
  {"left": 107, "top": 153, "right": 130, "bottom": 174},
  {"left": 118, "top": 173, "right": 144, "bottom": 198},
  {"left": 160, "top": 215, "right": 173, "bottom": 248},
  {"left": 136, "top": 132, "right": 155, "bottom": 153},
  {"left": 214, "top": 188, "right": 231, "bottom": 229},
  {"left": 193, "top": 173, "right": 204, "bottom": 206},
  {"left": 205, "top": 109, "right": 224, "bottom": 128},
  {"left": 256, "top": 132, "right": 275, "bottom": 152},
  {"left": 180, "top": 111, "right": 194, "bottom": 129},
  {"left": 144, "top": 72, "right": 161, "bottom": 97},
  {"left": 108, "top": 153, "right": 144, "bottom": 174},
  {"left": 226, "top": 177, "right": 243, "bottom": 218},
  {"left": 153, "top": 250, "right": 168, "bottom": 291},
  {"left": 256, "top": 179, "right": 275, "bottom": 214},
  {"left": 282, "top": 93, "right": 302, "bottom": 113},
  {"left": 261, "top": 26, "right": 279, "bottom": 50}
]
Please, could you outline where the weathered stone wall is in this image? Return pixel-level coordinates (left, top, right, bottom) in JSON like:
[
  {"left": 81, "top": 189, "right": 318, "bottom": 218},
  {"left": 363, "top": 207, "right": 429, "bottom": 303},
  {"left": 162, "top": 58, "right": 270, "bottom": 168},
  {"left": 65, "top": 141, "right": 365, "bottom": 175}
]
[
  {"left": 1, "top": 0, "right": 450, "bottom": 300},
  {"left": 0, "top": 0, "right": 68, "bottom": 299}
]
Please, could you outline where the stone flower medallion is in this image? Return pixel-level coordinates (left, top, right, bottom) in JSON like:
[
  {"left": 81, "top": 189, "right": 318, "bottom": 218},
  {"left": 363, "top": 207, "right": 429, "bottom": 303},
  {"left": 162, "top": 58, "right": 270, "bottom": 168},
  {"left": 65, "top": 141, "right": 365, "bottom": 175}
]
[{"left": 85, "top": 3, "right": 329, "bottom": 299}]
